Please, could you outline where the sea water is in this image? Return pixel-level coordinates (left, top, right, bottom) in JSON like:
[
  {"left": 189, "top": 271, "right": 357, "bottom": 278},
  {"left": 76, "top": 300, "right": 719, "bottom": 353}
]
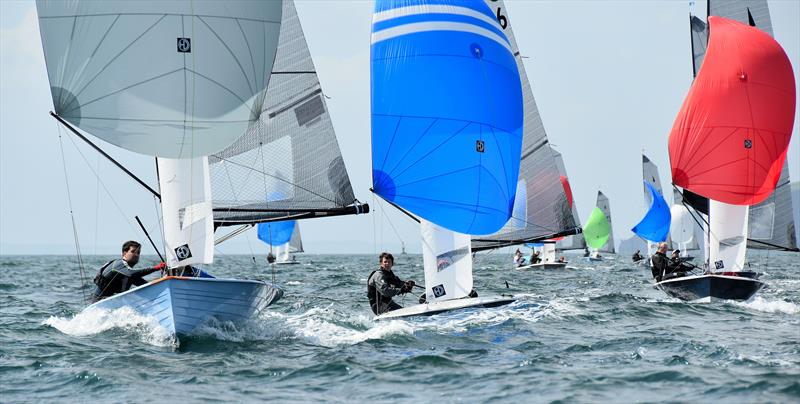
[{"left": 1, "top": 252, "right": 798, "bottom": 402}]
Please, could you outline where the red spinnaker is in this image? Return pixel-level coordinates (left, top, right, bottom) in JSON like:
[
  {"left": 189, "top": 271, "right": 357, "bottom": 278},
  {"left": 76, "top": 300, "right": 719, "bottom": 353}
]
[
  {"left": 668, "top": 16, "right": 795, "bottom": 206},
  {"left": 560, "top": 176, "right": 573, "bottom": 209}
]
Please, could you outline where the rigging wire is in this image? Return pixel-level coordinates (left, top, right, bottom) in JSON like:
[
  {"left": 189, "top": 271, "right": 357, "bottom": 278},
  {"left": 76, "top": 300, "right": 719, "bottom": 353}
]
[
  {"left": 56, "top": 123, "right": 88, "bottom": 303},
  {"left": 63, "top": 129, "right": 140, "bottom": 236},
  {"left": 373, "top": 197, "right": 407, "bottom": 253}
]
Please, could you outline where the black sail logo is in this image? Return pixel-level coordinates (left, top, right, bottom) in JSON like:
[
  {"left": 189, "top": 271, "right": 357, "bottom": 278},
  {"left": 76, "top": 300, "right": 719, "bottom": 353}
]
[
  {"left": 177, "top": 38, "right": 191, "bottom": 53},
  {"left": 175, "top": 244, "right": 192, "bottom": 261}
]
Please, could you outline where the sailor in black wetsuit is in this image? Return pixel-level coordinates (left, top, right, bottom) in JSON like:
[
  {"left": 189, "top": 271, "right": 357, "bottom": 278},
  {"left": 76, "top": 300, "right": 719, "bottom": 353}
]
[
  {"left": 632, "top": 250, "right": 644, "bottom": 262},
  {"left": 92, "top": 241, "right": 166, "bottom": 302},
  {"left": 650, "top": 242, "right": 673, "bottom": 282},
  {"left": 367, "top": 252, "right": 415, "bottom": 315}
]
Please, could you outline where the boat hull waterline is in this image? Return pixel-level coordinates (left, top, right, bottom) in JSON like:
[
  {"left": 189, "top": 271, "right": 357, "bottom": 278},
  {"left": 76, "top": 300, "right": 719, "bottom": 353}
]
[
  {"left": 375, "top": 296, "right": 516, "bottom": 320},
  {"left": 517, "top": 262, "right": 567, "bottom": 270},
  {"left": 655, "top": 274, "right": 765, "bottom": 302},
  {"left": 88, "top": 276, "right": 283, "bottom": 337}
]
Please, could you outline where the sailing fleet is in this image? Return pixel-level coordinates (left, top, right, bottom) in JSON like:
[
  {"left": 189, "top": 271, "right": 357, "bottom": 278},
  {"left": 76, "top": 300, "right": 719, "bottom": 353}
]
[{"left": 35, "top": 0, "right": 797, "bottom": 338}]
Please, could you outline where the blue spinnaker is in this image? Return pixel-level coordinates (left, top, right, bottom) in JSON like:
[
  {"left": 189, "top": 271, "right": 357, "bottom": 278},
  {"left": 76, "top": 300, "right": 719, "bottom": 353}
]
[
  {"left": 631, "top": 181, "right": 671, "bottom": 242},
  {"left": 370, "top": 0, "right": 523, "bottom": 235},
  {"left": 258, "top": 221, "right": 296, "bottom": 247}
]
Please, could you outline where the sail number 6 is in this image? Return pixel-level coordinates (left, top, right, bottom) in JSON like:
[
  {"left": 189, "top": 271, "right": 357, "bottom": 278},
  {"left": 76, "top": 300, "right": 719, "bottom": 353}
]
[{"left": 490, "top": 0, "right": 508, "bottom": 29}]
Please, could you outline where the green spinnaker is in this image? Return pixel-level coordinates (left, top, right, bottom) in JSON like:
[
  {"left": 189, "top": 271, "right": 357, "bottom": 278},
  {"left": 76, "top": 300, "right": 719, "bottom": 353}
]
[{"left": 583, "top": 207, "right": 610, "bottom": 250}]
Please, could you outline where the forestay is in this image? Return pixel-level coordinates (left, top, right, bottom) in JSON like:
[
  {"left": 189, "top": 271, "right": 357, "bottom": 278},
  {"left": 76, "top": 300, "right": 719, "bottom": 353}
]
[
  {"left": 370, "top": 0, "right": 524, "bottom": 235},
  {"left": 210, "top": 0, "right": 361, "bottom": 227},
  {"left": 36, "top": 0, "right": 282, "bottom": 158}
]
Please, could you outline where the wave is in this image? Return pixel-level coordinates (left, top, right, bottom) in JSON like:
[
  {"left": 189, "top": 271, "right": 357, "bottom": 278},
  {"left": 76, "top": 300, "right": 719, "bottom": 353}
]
[
  {"left": 43, "top": 307, "right": 174, "bottom": 347},
  {"left": 731, "top": 297, "right": 799, "bottom": 315}
]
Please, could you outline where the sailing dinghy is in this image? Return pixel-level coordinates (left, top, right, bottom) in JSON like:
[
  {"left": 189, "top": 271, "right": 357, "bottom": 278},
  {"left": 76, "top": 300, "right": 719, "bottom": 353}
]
[
  {"left": 38, "top": 0, "right": 286, "bottom": 339},
  {"left": 516, "top": 242, "right": 567, "bottom": 270},
  {"left": 583, "top": 192, "right": 615, "bottom": 261},
  {"left": 258, "top": 221, "right": 303, "bottom": 265},
  {"left": 661, "top": 13, "right": 795, "bottom": 302},
  {"left": 370, "top": 0, "right": 523, "bottom": 320}
]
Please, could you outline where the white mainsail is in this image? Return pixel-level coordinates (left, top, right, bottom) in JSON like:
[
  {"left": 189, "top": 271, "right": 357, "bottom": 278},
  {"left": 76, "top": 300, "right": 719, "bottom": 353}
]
[
  {"left": 421, "top": 220, "right": 473, "bottom": 304},
  {"left": 708, "top": 201, "right": 749, "bottom": 272},
  {"left": 158, "top": 157, "right": 214, "bottom": 267}
]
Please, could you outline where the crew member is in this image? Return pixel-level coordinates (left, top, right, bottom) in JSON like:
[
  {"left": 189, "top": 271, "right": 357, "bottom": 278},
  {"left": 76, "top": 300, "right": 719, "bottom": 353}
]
[
  {"left": 367, "top": 252, "right": 415, "bottom": 315},
  {"left": 92, "top": 241, "right": 166, "bottom": 302}
]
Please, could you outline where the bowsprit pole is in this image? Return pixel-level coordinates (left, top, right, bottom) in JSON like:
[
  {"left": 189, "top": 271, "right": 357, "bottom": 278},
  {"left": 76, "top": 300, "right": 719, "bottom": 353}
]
[{"left": 135, "top": 215, "right": 165, "bottom": 263}]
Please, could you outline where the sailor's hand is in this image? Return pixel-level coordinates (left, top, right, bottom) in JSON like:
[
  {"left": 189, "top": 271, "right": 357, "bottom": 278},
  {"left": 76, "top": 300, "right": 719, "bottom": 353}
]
[
  {"left": 154, "top": 262, "right": 167, "bottom": 270},
  {"left": 406, "top": 280, "right": 416, "bottom": 288}
]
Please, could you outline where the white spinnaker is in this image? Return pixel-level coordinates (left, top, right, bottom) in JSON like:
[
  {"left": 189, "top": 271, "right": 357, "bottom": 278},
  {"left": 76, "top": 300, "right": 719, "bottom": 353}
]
[
  {"left": 37, "top": 0, "right": 282, "bottom": 158},
  {"left": 708, "top": 200, "right": 748, "bottom": 272},
  {"left": 158, "top": 157, "right": 214, "bottom": 267},
  {"left": 670, "top": 205, "right": 695, "bottom": 253},
  {"left": 421, "top": 219, "right": 473, "bottom": 303}
]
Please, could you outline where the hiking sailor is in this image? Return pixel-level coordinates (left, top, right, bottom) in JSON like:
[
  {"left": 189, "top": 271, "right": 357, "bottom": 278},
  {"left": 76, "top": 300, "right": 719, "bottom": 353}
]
[
  {"left": 91, "top": 241, "right": 166, "bottom": 302},
  {"left": 650, "top": 242, "right": 678, "bottom": 282},
  {"left": 367, "top": 252, "right": 415, "bottom": 315}
]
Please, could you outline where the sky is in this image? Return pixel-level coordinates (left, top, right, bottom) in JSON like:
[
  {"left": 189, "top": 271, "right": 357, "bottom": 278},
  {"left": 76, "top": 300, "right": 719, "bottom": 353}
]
[{"left": 1, "top": 0, "right": 799, "bottom": 257}]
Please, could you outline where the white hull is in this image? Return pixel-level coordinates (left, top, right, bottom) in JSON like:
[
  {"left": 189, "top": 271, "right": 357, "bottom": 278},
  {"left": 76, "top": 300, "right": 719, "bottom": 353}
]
[
  {"left": 375, "top": 295, "right": 515, "bottom": 320},
  {"left": 517, "top": 262, "right": 567, "bottom": 270},
  {"left": 275, "top": 260, "right": 301, "bottom": 265}
]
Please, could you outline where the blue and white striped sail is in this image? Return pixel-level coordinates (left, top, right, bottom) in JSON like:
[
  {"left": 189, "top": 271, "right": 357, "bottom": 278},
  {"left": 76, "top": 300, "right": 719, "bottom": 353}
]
[
  {"left": 370, "top": 0, "right": 524, "bottom": 235},
  {"left": 632, "top": 181, "right": 672, "bottom": 243}
]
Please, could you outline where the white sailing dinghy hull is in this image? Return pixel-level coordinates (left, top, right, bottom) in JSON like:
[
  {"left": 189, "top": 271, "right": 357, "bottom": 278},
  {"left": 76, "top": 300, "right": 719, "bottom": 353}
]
[
  {"left": 89, "top": 277, "right": 283, "bottom": 338},
  {"left": 375, "top": 296, "right": 516, "bottom": 320},
  {"left": 518, "top": 262, "right": 567, "bottom": 270}
]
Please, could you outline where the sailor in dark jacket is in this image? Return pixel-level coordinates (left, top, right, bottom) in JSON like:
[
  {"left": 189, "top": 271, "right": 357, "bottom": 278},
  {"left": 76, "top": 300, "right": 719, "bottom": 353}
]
[
  {"left": 367, "top": 252, "right": 415, "bottom": 315},
  {"left": 92, "top": 241, "right": 166, "bottom": 302},
  {"left": 650, "top": 242, "right": 671, "bottom": 282}
]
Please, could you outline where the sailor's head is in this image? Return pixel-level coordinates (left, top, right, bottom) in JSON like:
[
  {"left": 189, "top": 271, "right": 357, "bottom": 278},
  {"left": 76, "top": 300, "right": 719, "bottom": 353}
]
[
  {"left": 379, "top": 252, "right": 394, "bottom": 271},
  {"left": 672, "top": 249, "right": 681, "bottom": 256},
  {"left": 122, "top": 240, "right": 142, "bottom": 266},
  {"left": 657, "top": 242, "right": 669, "bottom": 254}
]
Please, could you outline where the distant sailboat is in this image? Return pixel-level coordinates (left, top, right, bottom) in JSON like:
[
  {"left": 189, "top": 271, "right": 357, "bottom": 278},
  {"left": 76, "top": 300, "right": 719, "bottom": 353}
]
[
  {"left": 583, "top": 205, "right": 611, "bottom": 261},
  {"left": 583, "top": 191, "right": 615, "bottom": 260},
  {"left": 258, "top": 221, "right": 303, "bottom": 265},
  {"left": 631, "top": 181, "right": 671, "bottom": 253},
  {"left": 370, "top": 0, "right": 523, "bottom": 319},
  {"left": 641, "top": 154, "right": 673, "bottom": 255},
  {"left": 661, "top": 13, "right": 795, "bottom": 301},
  {"left": 38, "top": 0, "right": 285, "bottom": 339}
]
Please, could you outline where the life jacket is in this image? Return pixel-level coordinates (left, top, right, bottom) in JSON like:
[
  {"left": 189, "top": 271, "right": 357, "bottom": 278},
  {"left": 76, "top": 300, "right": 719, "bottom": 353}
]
[
  {"left": 92, "top": 260, "right": 115, "bottom": 288},
  {"left": 367, "top": 270, "right": 379, "bottom": 308},
  {"left": 92, "top": 260, "right": 128, "bottom": 298}
]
